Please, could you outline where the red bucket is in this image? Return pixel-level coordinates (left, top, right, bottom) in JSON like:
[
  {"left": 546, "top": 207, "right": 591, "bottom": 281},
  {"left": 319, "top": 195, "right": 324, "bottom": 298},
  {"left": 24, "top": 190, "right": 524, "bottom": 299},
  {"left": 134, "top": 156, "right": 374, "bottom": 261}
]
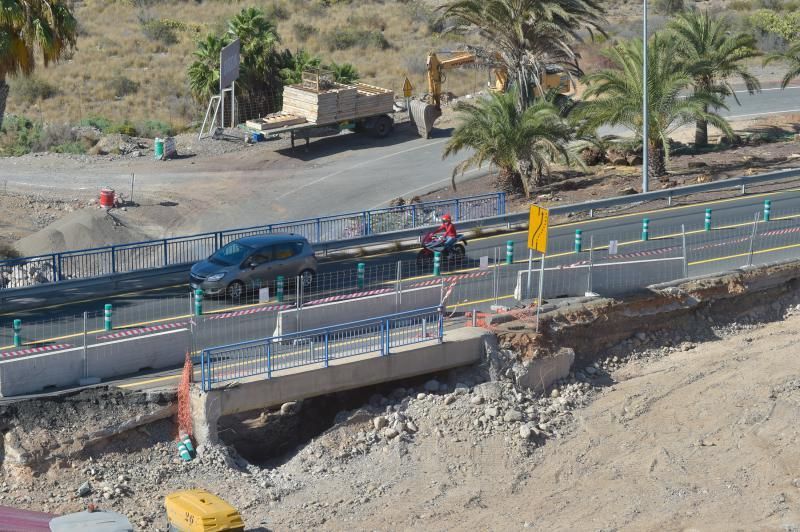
[{"left": 99, "top": 188, "right": 115, "bottom": 208}]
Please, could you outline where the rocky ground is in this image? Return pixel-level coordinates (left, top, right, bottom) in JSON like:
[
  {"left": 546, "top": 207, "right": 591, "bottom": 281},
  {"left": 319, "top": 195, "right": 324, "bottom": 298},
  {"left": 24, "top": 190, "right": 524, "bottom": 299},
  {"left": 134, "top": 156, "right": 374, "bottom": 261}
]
[{"left": 2, "top": 302, "right": 800, "bottom": 530}]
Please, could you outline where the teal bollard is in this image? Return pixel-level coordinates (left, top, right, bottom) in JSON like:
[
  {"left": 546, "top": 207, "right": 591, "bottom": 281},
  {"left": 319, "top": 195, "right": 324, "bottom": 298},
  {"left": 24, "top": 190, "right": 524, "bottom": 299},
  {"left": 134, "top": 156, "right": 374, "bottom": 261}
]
[
  {"left": 764, "top": 199, "right": 771, "bottom": 222},
  {"left": 704, "top": 209, "right": 712, "bottom": 231},
  {"left": 506, "top": 240, "right": 514, "bottom": 264},
  {"left": 194, "top": 289, "right": 203, "bottom": 316},
  {"left": 276, "top": 276, "right": 285, "bottom": 303},
  {"left": 574, "top": 229, "right": 582, "bottom": 253},
  {"left": 104, "top": 303, "right": 113, "bottom": 332},
  {"left": 357, "top": 263, "right": 365, "bottom": 289},
  {"left": 642, "top": 218, "right": 650, "bottom": 241},
  {"left": 433, "top": 252, "right": 441, "bottom": 276},
  {"left": 12, "top": 319, "right": 21, "bottom": 348}
]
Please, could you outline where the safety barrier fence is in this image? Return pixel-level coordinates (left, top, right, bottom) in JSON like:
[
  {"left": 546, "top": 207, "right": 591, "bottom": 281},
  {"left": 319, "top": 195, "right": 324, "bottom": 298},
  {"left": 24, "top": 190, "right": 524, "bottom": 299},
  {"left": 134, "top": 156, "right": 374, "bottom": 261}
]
[
  {"left": 0, "top": 192, "right": 504, "bottom": 290},
  {"left": 199, "top": 306, "right": 444, "bottom": 390},
  {"left": 3, "top": 204, "right": 800, "bottom": 356}
]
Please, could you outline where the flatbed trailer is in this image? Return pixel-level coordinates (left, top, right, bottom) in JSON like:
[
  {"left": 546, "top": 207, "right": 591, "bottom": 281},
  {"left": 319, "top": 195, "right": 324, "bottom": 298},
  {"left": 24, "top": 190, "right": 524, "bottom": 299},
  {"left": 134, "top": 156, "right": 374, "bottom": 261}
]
[{"left": 250, "top": 112, "right": 394, "bottom": 149}]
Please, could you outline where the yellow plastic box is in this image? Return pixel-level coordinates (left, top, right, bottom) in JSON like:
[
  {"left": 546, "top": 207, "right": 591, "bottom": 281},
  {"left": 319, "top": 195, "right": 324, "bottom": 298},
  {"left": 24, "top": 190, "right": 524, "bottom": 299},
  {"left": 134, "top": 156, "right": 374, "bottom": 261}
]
[{"left": 164, "top": 489, "right": 245, "bottom": 532}]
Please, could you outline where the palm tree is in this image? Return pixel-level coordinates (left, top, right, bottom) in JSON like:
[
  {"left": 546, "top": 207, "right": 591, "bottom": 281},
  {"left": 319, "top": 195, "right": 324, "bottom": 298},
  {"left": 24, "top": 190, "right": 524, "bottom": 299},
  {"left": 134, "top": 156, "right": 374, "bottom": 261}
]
[
  {"left": 0, "top": 0, "right": 77, "bottom": 130},
  {"left": 443, "top": 90, "right": 578, "bottom": 198},
  {"left": 764, "top": 41, "right": 800, "bottom": 89},
  {"left": 227, "top": 7, "right": 282, "bottom": 95},
  {"left": 438, "top": 0, "right": 606, "bottom": 107},
  {"left": 279, "top": 49, "right": 322, "bottom": 85},
  {"left": 667, "top": 11, "right": 761, "bottom": 147},
  {"left": 580, "top": 35, "right": 732, "bottom": 179},
  {"left": 328, "top": 61, "right": 360, "bottom": 85},
  {"left": 187, "top": 34, "right": 228, "bottom": 100}
]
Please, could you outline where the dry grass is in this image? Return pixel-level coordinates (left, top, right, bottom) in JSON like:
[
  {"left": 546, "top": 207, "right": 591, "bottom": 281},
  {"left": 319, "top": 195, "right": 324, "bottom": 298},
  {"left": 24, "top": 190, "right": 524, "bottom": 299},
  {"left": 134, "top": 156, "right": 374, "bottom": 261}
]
[
  {"left": 5, "top": 0, "right": 487, "bottom": 130},
  {"left": 5, "top": 0, "right": 765, "bottom": 132}
]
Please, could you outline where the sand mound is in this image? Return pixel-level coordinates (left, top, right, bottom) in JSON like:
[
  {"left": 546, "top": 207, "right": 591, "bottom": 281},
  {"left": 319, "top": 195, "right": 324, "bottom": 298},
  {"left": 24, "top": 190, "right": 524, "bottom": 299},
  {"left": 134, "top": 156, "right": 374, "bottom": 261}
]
[{"left": 14, "top": 208, "right": 152, "bottom": 257}]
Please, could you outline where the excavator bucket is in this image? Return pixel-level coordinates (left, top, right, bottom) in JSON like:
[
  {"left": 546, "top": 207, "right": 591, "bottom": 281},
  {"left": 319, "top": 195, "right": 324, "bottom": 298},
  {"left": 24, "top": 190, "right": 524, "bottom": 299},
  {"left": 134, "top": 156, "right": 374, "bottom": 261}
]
[{"left": 409, "top": 100, "right": 441, "bottom": 138}]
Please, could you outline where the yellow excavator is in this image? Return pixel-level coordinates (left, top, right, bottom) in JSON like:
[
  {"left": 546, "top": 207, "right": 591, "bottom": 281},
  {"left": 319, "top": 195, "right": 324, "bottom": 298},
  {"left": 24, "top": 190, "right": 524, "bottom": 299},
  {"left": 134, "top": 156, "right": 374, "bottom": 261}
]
[{"left": 409, "top": 50, "right": 571, "bottom": 138}]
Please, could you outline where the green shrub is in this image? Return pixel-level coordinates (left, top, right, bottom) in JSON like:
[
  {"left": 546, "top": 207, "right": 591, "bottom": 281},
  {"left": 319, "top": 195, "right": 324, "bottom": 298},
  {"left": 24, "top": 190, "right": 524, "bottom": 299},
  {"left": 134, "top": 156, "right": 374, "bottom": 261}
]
[
  {"left": 141, "top": 18, "right": 179, "bottom": 45},
  {"left": 80, "top": 116, "right": 112, "bottom": 131},
  {"left": 137, "top": 120, "right": 173, "bottom": 137},
  {"left": 323, "top": 29, "right": 390, "bottom": 51},
  {"left": 0, "top": 116, "right": 42, "bottom": 156},
  {"left": 653, "top": 0, "right": 684, "bottom": 14},
  {"left": 10, "top": 77, "right": 58, "bottom": 105},
  {"left": 108, "top": 121, "right": 138, "bottom": 136},
  {"left": 108, "top": 75, "right": 140, "bottom": 98},
  {"left": 293, "top": 22, "right": 317, "bottom": 42},
  {"left": 52, "top": 141, "right": 87, "bottom": 154},
  {"left": 749, "top": 9, "right": 800, "bottom": 40}
]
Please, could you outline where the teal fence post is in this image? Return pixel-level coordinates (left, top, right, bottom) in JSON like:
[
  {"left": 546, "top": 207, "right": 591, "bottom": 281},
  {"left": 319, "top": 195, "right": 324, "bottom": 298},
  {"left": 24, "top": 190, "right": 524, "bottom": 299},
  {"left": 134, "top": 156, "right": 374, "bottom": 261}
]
[
  {"left": 574, "top": 230, "right": 582, "bottom": 253},
  {"left": 506, "top": 240, "right": 514, "bottom": 264},
  {"left": 104, "top": 304, "right": 113, "bottom": 331},
  {"left": 704, "top": 209, "right": 712, "bottom": 231},
  {"left": 357, "top": 263, "right": 365, "bottom": 289},
  {"left": 276, "top": 276, "right": 285, "bottom": 303},
  {"left": 194, "top": 289, "right": 203, "bottom": 316},
  {"left": 764, "top": 199, "right": 771, "bottom": 222},
  {"left": 433, "top": 252, "right": 441, "bottom": 276},
  {"left": 642, "top": 218, "right": 649, "bottom": 241},
  {"left": 12, "top": 319, "right": 21, "bottom": 348}
]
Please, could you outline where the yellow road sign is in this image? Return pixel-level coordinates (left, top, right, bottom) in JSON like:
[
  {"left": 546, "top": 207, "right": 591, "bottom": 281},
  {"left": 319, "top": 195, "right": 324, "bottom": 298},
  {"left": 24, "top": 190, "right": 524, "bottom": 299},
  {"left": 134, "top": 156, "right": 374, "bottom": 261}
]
[
  {"left": 403, "top": 77, "right": 413, "bottom": 98},
  {"left": 528, "top": 205, "right": 549, "bottom": 253}
]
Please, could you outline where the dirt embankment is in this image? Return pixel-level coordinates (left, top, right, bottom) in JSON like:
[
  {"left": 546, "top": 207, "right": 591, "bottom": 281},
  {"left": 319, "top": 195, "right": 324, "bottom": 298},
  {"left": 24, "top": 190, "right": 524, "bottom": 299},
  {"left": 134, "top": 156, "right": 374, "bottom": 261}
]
[{"left": 1, "top": 260, "right": 800, "bottom": 529}]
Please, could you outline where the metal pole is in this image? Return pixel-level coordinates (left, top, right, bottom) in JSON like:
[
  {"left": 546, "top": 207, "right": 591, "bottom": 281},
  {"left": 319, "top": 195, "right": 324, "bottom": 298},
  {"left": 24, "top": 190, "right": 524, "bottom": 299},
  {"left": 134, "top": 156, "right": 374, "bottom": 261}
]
[
  {"left": 231, "top": 81, "right": 236, "bottom": 128},
  {"left": 681, "top": 224, "right": 688, "bottom": 278},
  {"left": 526, "top": 248, "right": 533, "bottom": 300},
  {"left": 642, "top": 0, "right": 649, "bottom": 193},
  {"left": 535, "top": 252, "right": 546, "bottom": 333},
  {"left": 130, "top": 173, "right": 135, "bottom": 204},
  {"left": 396, "top": 260, "right": 402, "bottom": 307},
  {"left": 493, "top": 248, "right": 499, "bottom": 305},
  {"left": 587, "top": 235, "right": 594, "bottom": 295},
  {"left": 747, "top": 212, "right": 759, "bottom": 267},
  {"left": 83, "top": 312, "right": 88, "bottom": 379}
]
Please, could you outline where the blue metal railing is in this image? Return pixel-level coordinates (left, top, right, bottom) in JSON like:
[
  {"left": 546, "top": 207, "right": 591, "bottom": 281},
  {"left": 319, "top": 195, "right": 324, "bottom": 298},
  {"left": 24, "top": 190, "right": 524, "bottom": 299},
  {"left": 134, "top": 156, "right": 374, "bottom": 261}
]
[
  {"left": 0, "top": 193, "right": 504, "bottom": 290},
  {"left": 199, "top": 306, "right": 444, "bottom": 391}
]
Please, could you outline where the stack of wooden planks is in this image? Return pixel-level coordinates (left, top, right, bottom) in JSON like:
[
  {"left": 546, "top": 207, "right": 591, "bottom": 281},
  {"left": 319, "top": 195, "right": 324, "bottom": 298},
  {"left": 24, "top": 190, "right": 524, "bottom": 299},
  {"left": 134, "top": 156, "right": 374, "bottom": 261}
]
[
  {"left": 282, "top": 82, "right": 394, "bottom": 124},
  {"left": 245, "top": 111, "right": 307, "bottom": 131}
]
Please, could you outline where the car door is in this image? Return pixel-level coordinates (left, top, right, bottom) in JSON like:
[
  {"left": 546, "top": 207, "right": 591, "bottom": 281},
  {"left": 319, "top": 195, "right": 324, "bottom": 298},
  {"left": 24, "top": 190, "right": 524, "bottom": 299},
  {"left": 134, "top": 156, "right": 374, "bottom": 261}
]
[
  {"left": 269, "top": 242, "right": 302, "bottom": 280},
  {"left": 239, "top": 246, "right": 274, "bottom": 287}
]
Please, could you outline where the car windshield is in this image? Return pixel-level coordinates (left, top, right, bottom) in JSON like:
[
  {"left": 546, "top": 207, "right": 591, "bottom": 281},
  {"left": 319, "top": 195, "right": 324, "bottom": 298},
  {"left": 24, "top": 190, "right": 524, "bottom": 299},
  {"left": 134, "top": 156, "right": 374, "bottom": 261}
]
[{"left": 209, "top": 242, "right": 253, "bottom": 266}]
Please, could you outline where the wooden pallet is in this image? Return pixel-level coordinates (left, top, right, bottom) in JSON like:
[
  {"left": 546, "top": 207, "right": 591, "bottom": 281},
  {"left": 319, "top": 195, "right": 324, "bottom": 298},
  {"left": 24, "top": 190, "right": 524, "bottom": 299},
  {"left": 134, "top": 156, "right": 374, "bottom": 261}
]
[
  {"left": 282, "top": 82, "right": 394, "bottom": 124},
  {"left": 246, "top": 112, "right": 307, "bottom": 131}
]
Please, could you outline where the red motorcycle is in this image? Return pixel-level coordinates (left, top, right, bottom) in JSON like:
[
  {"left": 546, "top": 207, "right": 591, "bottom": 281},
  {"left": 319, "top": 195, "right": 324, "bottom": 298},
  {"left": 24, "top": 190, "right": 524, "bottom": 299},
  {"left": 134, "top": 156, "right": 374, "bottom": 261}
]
[{"left": 417, "top": 231, "right": 468, "bottom": 263}]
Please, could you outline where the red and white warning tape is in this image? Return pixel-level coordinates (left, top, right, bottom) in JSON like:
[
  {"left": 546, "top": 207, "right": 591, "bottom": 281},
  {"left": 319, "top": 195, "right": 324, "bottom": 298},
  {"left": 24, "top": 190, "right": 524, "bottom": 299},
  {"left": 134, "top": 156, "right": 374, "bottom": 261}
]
[
  {"left": 1, "top": 343, "right": 72, "bottom": 358},
  {"left": 97, "top": 321, "right": 188, "bottom": 339},
  {"left": 305, "top": 288, "right": 394, "bottom": 307},
  {"left": 206, "top": 304, "right": 293, "bottom": 321}
]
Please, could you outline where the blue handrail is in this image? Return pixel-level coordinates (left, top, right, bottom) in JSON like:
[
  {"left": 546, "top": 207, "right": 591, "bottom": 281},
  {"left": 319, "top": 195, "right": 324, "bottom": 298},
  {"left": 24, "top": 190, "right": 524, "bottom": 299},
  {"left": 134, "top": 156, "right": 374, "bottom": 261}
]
[{"left": 0, "top": 193, "right": 504, "bottom": 290}]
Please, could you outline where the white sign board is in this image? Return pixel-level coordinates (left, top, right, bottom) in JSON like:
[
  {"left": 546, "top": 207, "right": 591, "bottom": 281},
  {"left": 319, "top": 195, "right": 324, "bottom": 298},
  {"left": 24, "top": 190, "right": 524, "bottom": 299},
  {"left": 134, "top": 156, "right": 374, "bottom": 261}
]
[
  {"left": 609, "top": 240, "right": 618, "bottom": 255},
  {"left": 479, "top": 256, "right": 489, "bottom": 270},
  {"left": 220, "top": 39, "right": 241, "bottom": 90},
  {"left": 258, "top": 287, "right": 270, "bottom": 303}
]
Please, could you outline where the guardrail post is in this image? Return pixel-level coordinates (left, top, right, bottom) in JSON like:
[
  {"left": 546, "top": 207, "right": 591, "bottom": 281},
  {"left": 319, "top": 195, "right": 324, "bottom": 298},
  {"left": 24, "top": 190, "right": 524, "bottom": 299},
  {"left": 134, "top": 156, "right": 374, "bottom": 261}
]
[
  {"left": 12, "top": 319, "right": 21, "bottom": 348},
  {"left": 498, "top": 192, "right": 506, "bottom": 215},
  {"left": 422, "top": 317, "right": 427, "bottom": 338},
  {"left": 764, "top": 199, "right": 771, "bottom": 222},
  {"left": 574, "top": 230, "right": 582, "bottom": 253},
  {"left": 324, "top": 331, "right": 329, "bottom": 368},
  {"left": 194, "top": 289, "right": 203, "bottom": 316},
  {"left": 357, "top": 263, "right": 365, "bottom": 289},
  {"left": 163, "top": 239, "right": 169, "bottom": 266},
  {"left": 433, "top": 252, "right": 441, "bottom": 276},
  {"left": 438, "top": 306, "right": 444, "bottom": 342},
  {"left": 104, "top": 304, "right": 113, "bottom": 331},
  {"left": 364, "top": 212, "right": 371, "bottom": 235},
  {"left": 380, "top": 320, "right": 386, "bottom": 355},
  {"left": 506, "top": 240, "right": 514, "bottom": 264},
  {"left": 266, "top": 341, "right": 272, "bottom": 378},
  {"left": 454, "top": 199, "right": 460, "bottom": 221},
  {"left": 385, "top": 319, "right": 391, "bottom": 354},
  {"left": 315, "top": 219, "right": 321, "bottom": 243},
  {"left": 704, "top": 209, "right": 712, "bottom": 231},
  {"left": 642, "top": 218, "right": 649, "bottom": 241},
  {"left": 411, "top": 204, "right": 417, "bottom": 227},
  {"left": 276, "top": 276, "right": 285, "bottom": 302},
  {"left": 110, "top": 245, "right": 116, "bottom": 274},
  {"left": 51, "top": 255, "right": 58, "bottom": 283}
]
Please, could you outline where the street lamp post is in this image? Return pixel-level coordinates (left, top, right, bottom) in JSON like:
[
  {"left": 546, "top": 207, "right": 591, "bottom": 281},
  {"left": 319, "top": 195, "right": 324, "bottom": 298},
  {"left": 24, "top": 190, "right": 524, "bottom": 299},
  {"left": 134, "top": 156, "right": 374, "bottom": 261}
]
[{"left": 642, "top": 0, "right": 649, "bottom": 193}]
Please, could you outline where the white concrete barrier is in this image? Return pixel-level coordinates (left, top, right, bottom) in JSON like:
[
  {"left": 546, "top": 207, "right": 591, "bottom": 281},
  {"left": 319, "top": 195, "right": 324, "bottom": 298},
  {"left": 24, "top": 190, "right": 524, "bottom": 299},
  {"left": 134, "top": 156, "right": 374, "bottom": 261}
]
[{"left": 274, "top": 285, "right": 442, "bottom": 336}]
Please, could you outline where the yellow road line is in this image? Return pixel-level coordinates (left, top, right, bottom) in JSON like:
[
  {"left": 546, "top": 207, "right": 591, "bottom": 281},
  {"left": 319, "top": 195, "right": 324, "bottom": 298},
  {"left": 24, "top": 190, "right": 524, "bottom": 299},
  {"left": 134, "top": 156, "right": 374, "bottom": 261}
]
[{"left": 688, "top": 241, "right": 800, "bottom": 265}]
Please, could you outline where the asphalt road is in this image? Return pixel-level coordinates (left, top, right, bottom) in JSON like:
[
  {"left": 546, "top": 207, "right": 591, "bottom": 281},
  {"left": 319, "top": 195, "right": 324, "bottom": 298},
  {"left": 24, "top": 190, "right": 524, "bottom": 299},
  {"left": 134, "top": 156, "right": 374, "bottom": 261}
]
[{"left": 3, "top": 183, "right": 800, "bottom": 351}]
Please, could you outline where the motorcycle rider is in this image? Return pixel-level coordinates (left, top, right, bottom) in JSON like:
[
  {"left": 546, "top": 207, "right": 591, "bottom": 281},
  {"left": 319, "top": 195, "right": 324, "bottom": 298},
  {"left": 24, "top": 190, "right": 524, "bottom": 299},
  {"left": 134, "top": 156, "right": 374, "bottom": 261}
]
[{"left": 433, "top": 213, "right": 458, "bottom": 250}]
